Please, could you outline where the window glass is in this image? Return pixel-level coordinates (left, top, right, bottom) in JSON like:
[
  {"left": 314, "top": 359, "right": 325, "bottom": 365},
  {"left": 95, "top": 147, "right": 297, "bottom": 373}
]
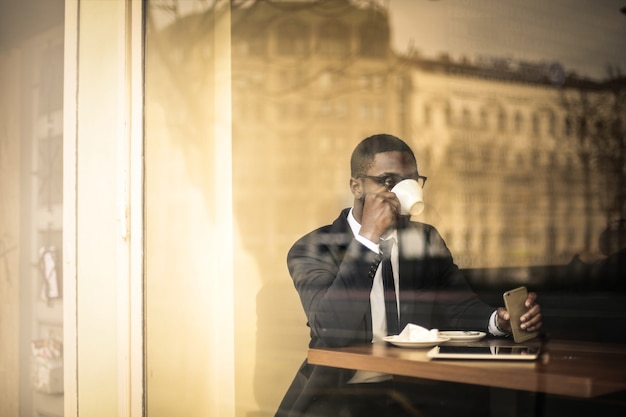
[
  {"left": 144, "top": 2, "right": 626, "bottom": 417},
  {"left": 0, "top": 2, "right": 64, "bottom": 416}
]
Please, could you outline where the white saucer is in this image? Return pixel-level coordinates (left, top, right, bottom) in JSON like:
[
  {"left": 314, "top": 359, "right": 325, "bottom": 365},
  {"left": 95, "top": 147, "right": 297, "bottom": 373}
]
[
  {"left": 383, "top": 335, "right": 451, "bottom": 348},
  {"left": 438, "top": 331, "right": 486, "bottom": 342}
]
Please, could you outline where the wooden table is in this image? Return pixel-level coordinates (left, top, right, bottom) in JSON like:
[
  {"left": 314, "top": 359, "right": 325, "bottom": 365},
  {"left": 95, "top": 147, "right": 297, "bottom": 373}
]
[{"left": 308, "top": 338, "right": 626, "bottom": 399}]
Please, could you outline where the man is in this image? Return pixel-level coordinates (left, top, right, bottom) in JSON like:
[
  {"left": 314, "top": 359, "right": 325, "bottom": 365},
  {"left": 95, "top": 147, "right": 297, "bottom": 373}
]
[{"left": 276, "top": 134, "right": 542, "bottom": 417}]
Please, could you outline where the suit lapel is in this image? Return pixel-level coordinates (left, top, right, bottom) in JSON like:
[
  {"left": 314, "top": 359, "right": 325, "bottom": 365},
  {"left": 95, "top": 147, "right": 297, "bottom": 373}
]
[{"left": 329, "top": 208, "right": 374, "bottom": 342}]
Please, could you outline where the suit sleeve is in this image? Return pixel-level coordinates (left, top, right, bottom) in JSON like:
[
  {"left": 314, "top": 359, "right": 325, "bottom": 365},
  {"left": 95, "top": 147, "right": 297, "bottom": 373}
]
[{"left": 287, "top": 231, "right": 379, "bottom": 347}]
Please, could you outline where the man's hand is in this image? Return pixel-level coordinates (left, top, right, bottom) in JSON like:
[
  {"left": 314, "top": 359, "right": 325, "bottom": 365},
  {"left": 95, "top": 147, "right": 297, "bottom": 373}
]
[
  {"left": 358, "top": 191, "right": 400, "bottom": 243},
  {"left": 496, "top": 292, "right": 542, "bottom": 334}
]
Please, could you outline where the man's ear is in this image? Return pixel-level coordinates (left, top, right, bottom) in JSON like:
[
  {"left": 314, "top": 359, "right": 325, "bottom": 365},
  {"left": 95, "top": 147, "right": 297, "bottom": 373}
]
[{"left": 350, "top": 177, "right": 362, "bottom": 199}]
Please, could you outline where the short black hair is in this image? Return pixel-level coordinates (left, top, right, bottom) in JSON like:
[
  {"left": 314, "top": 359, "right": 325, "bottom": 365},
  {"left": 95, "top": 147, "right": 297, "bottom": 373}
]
[{"left": 350, "top": 134, "right": 416, "bottom": 177}]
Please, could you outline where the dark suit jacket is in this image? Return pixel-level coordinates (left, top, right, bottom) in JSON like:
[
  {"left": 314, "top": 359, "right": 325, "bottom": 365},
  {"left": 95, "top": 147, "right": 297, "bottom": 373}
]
[{"left": 275, "top": 208, "right": 495, "bottom": 417}]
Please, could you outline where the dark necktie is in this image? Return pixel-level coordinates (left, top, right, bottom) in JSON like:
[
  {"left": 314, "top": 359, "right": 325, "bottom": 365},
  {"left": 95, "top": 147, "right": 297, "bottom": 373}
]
[{"left": 380, "top": 238, "right": 399, "bottom": 335}]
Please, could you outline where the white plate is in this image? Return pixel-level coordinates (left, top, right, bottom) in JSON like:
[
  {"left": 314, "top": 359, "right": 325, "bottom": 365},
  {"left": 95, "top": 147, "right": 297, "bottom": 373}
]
[
  {"left": 438, "top": 331, "right": 486, "bottom": 342},
  {"left": 383, "top": 336, "right": 451, "bottom": 348}
]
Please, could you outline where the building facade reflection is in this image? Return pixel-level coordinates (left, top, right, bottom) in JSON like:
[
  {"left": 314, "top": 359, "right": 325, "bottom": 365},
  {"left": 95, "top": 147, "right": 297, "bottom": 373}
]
[{"left": 224, "top": 0, "right": 624, "bottom": 269}]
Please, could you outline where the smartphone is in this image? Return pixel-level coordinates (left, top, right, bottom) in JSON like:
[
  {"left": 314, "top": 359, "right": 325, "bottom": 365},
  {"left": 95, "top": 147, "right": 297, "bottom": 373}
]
[{"left": 503, "top": 286, "right": 538, "bottom": 343}]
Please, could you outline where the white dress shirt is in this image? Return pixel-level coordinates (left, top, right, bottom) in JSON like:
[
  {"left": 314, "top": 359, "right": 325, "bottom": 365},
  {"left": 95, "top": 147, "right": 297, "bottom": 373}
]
[{"left": 345, "top": 209, "right": 503, "bottom": 383}]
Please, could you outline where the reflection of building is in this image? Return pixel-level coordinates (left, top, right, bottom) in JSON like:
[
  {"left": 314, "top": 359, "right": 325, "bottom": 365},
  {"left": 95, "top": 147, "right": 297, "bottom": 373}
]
[
  {"left": 152, "top": 0, "right": 623, "bottom": 270},
  {"left": 408, "top": 58, "right": 607, "bottom": 267},
  {"left": 229, "top": 0, "right": 622, "bottom": 269}
]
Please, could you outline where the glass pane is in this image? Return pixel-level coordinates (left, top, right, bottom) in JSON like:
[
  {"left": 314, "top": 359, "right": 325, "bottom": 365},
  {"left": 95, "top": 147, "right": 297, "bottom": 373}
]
[
  {"left": 0, "top": 1, "right": 65, "bottom": 416},
  {"left": 145, "top": 1, "right": 228, "bottom": 416},
  {"left": 145, "top": 1, "right": 626, "bottom": 417}
]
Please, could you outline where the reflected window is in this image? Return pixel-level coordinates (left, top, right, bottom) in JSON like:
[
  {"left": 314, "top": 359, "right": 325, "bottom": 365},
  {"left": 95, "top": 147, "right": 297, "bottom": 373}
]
[
  {"left": 373, "top": 102, "right": 384, "bottom": 121},
  {"left": 371, "top": 74, "right": 385, "bottom": 90},
  {"left": 276, "top": 19, "right": 310, "bottom": 56},
  {"left": 611, "top": 119, "right": 623, "bottom": 138},
  {"left": 480, "top": 108, "right": 488, "bottom": 129},
  {"left": 565, "top": 115, "right": 574, "bottom": 137},
  {"left": 320, "top": 101, "right": 332, "bottom": 118},
  {"left": 358, "top": 74, "right": 369, "bottom": 90},
  {"left": 318, "top": 20, "right": 350, "bottom": 57},
  {"left": 233, "top": 25, "right": 267, "bottom": 57},
  {"left": 358, "top": 21, "right": 388, "bottom": 58},
  {"left": 514, "top": 111, "right": 524, "bottom": 132},
  {"left": 358, "top": 74, "right": 385, "bottom": 91},
  {"left": 481, "top": 230, "right": 490, "bottom": 251},
  {"left": 335, "top": 101, "right": 348, "bottom": 119},
  {"left": 358, "top": 102, "right": 383, "bottom": 121},
  {"left": 594, "top": 119, "right": 606, "bottom": 136},
  {"left": 462, "top": 107, "right": 472, "bottom": 127},
  {"left": 481, "top": 148, "right": 493, "bottom": 166},
  {"left": 532, "top": 113, "right": 540, "bottom": 136},
  {"left": 359, "top": 103, "right": 369, "bottom": 120},
  {"left": 424, "top": 105, "right": 432, "bottom": 126},
  {"left": 531, "top": 150, "right": 541, "bottom": 167},
  {"left": 318, "top": 71, "right": 335, "bottom": 89},
  {"left": 547, "top": 110, "right": 556, "bottom": 136},
  {"left": 498, "top": 109, "right": 507, "bottom": 132},
  {"left": 578, "top": 117, "right": 587, "bottom": 136},
  {"left": 464, "top": 227, "right": 473, "bottom": 251}
]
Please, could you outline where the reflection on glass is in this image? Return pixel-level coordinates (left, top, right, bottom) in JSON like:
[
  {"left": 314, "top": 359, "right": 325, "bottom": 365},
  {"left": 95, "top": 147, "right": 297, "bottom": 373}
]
[
  {"left": 145, "top": 1, "right": 625, "bottom": 416},
  {"left": 0, "top": 1, "right": 65, "bottom": 416}
]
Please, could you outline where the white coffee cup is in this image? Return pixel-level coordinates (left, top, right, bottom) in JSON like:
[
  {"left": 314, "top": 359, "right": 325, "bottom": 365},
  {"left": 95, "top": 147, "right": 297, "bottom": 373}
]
[{"left": 391, "top": 179, "right": 424, "bottom": 216}]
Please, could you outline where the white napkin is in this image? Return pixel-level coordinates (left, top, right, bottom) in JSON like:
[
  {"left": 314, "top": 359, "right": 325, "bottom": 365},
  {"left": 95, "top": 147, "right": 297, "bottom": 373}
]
[{"left": 394, "top": 324, "right": 440, "bottom": 342}]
